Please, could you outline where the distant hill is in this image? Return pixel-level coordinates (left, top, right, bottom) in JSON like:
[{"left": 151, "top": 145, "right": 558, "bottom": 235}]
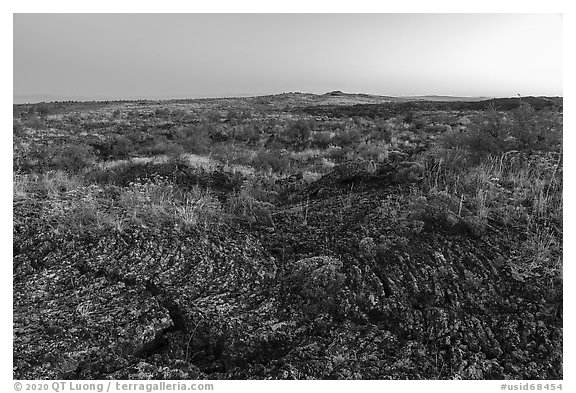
[
  {"left": 399, "top": 95, "right": 492, "bottom": 102},
  {"left": 299, "top": 95, "right": 563, "bottom": 118},
  {"left": 321, "top": 90, "right": 491, "bottom": 102},
  {"left": 14, "top": 91, "right": 561, "bottom": 109}
]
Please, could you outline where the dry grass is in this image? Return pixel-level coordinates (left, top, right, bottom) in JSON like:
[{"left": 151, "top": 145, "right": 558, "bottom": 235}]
[
  {"left": 14, "top": 170, "right": 225, "bottom": 232},
  {"left": 418, "top": 148, "right": 562, "bottom": 284},
  {"left": 225, "top": 181, "right": 275, "bottom": 227},
  {"left": 174, "top": 186, "right": 222, "bottom": 228},
  {"left": 289, "top": 148, "right": 324, "bottom": 162},
  {"left": 422, "top": 150, "right": 562, "bottom": 222},
  {"left": 509, "top": 222, "right": 562, "bottom": 285},
  {"left": 13, "top": 174, "right": 29, "bottom": 200}
]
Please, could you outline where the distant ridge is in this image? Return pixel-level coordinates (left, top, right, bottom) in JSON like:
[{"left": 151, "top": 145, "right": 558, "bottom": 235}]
[
  {"left": 320, "top": 90, "right": 491, "bottom": 102},
  {"left": 325, "top": 90, "right": 345, "bottom": 96},
  {"left": 400, "top": 95, "right": 492, "bottom": 102},
  {"left": 14, "top": 91, "right": 558, "bottom": 105}
]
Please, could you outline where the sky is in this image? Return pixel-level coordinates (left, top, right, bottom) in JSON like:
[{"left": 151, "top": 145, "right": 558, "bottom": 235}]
[{"left": 13, "top": 13, "right": 563, "bottom": 103}]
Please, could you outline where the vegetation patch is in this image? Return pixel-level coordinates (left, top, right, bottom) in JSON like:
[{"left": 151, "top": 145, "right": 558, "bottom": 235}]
[{"left": 14, "top": 94, "right": 562, "bottom": 379}]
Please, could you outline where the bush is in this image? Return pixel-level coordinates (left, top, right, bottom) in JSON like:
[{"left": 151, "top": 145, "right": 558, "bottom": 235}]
[
  {"left": 325, "top": 146, "right": 347, "bottom": 162},
  {"left": 154, "top": 108, "right": 170, "bottom": 118},
  {"left": 175, "top": 125, "right": 210, "bottom": 154},
  {"left": 373, "top": 118, "right": 393, "bottom": 143},
  {"left": 507, "top": 104, "right": 562, "bottom": 151},
  {"left": 201, "top": 110, "right": 221, "bottom": 124},
  {"left": 14, "top": 144, "right": 55, "bottom": 173},
  {"left": 424, "top": 124, "right": 451, "bottom": 134},
  {"left": 13, "top": 121, "right": 25, "bottom": 137},
  {"left": 36, "top": 103, "right": 53, "bottom": 118},
  {"left": 226, "top": 109, "right": 252, "bottom": 125},
  {"left": 279, "top": 119, "right": 314, "bottom": 149},
  {"left": 110, "top": 135, "right": 135, "bottom": 159},
  {"left": 251, "top": 149, "right": 290, "bottom": 173},
  {"left": 407, "top": 192, "right": 486, "bottom": 236},
  {"left": 332, "top": 127, "right": 362, "bottom": 147},
  {"left": 508, "top": 223, "right": 561, "bottom": 285},
  {"left": 173, "top": 185, "right": 222, "bottom": 228},
  {"left": 210, "top": 143, "right": 253, "bottom": 167},
  {"left": 311, "top": 132, "right": 333, "bottom": 149},
  {"left": 441, "top": 104, "right": 562, "bottom": 159},
  {"left": 357, "top": 142, "right": 388, "bottom": 162},
  {"left": 52, "top": 144, "right": 96, "bottom": 173},
  {"left": 24, "top": 116, "right": 46, "bottom": 130},
  {"left": 441, "top": 123, "right": 505, "bottom": 158},
  {"left": 225, "top": 179, "right": 276, "bottom": 226},
  {"left": 91, "top": 135, "right": 135, "bottom": 160},
  {"left": 126, "top": 130, "right": 153, "bottom": 145},
  {"left": 233, "top": 124, "right": 261, "bottom": 144},
  {"left": 141, "top": 136, "right": 184, "bottom": 158}
]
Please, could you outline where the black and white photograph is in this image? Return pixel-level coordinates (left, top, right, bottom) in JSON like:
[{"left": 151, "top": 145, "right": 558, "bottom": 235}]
[{"left": 10, "top": 7, "right": 566, "bottom": 386}]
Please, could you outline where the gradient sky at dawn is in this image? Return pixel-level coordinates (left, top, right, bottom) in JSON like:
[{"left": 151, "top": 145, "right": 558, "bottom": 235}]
[{"left": 13, "top": 13, "right": 562, "bottom": 103}]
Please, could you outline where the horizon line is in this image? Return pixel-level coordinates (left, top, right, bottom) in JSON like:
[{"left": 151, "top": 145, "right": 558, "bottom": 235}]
[{"left": 13, "top": 91, "right": 563, "bottom": 105}]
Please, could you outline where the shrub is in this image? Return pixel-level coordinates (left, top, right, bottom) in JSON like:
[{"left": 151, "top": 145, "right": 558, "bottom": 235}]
[
  {"left": 227, "top": 109, "right": 253, "bottom": 125},
  {"left": 311, "top": 131, "right": 333, "bottom": 149},
  {"left": 233, "top": 124, "right": 261, "bottom": 144},
  {"left": 507, "top": 104, "right": 562, "bottom": 151},
  {"left": 240, "top": 110, "right": 253, "bottom": 121},
  {"left": 325, "top": 146, "right": 347, "bottom": 162},
  {"left": 404, "top": 112, "right": 415, "bottom": 124},
  {"left": 52, "top": 144, "right": 96, "bottom": 173},
  {"left": 201, "top": 110, "right": 221, "bottom": 124},
  {"left": 441, "top": 125, "right": 504, "bottom": 159},
  {"left": 24, "top": 116, "right": 46, "bottom": 130},
  {"left": 36, "top": 103, "right": 53, "bottom": 118},
  {"left": 141, "top": 136, "right": 184, "bottom": 158},
  {"left": 424, "top": 124, "right": 451, "bottom": 134},
  {"left": 173, "top": 185, "right": 222, "bottom": 228},
  {"left": 14, "top": 144, "right": 53, "bottom": 173},
  {"left": 411, "top": 115, "right": 428, "bottom": 130},
  {"left": 175, "top": 125, "right": 210, "bottom": 154},
  {"left": 13, "top": 121, "right": 25, "bottom": 137},
  {"left": 238, "top": 176, "right": 279, "bottom": 204},
  {"left": 508, "top": 223, "right": 561, "bottom": 285},
  {"left": 373, "top": 118, "right": 393, "bottom": 143},
  {"left": 407, "top": 192, "right": 486, "bottom": 236},
  {"left": 441, "top": 104, "right": 562, "bottom": 159},
  {"left": 332, "top": 127, "right": 362, "bottom": 147},
  {"left": 225, "top": 181, "right": 276, "bottom": 227},
  {"left": 154, "top": 108, "right": 170, "bottom": 118},
  {"left": 210, "top": 143, "right": 253, "bottom": 167},
  {"left": 110, "top": 135, "right": 135, "bottom": 159},
  {"left": 91, "top": 135, "right": 135, "bottom": 160},
  {"left": 280, "top": 119, "right": 315, "bottom": 149},
  {"left": 251, "top": 149, "right": 290, "bottom": 173},
  {"left": 357, "top": 142, "right": 388, "bottom": 162}
]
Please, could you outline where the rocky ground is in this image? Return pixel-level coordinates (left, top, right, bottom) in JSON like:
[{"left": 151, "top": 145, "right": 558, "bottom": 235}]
[{"left": 13, "top": 159, "right": 562, "bottom": 379}]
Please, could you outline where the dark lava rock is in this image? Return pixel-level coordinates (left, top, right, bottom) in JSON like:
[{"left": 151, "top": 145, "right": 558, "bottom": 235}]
[{"left": 13, "top": 172, "right": 562, "bottom": 379}]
